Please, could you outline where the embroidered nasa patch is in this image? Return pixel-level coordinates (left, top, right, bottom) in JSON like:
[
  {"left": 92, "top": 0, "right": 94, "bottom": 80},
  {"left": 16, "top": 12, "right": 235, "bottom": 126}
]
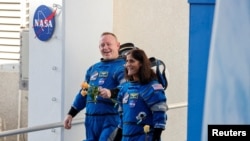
[
  {"left": 90, "top": 71, "right": 98, "bottom": 80},
  {"left": 123, "top": 93, "right": 129, "bottom": 104}
]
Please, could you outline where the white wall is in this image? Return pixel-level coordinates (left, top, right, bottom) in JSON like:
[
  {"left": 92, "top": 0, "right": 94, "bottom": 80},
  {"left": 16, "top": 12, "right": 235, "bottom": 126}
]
[{"left": 28, "top": 0, "right": 64, "bottom": 141}]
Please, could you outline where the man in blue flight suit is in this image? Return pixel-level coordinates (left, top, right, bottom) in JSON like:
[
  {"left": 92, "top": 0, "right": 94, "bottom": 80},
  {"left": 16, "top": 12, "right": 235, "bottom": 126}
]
[{"left": 64, "top": 32, "right": 126, "bottom": 141}]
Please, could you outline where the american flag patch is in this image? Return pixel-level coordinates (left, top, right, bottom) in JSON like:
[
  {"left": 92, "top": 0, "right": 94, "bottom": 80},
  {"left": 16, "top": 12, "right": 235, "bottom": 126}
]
[{"left": 152, "top": 84, "right": 164, "bottom": 90}]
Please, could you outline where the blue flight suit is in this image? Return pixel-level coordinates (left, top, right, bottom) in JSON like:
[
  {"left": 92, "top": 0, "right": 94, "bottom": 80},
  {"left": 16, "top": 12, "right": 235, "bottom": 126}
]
[
  {"left": 71, "top": 57, "right": 125, "bottom": 141},
  {"left": 117, "top": 80, "right": 168, "bottom": 141}
]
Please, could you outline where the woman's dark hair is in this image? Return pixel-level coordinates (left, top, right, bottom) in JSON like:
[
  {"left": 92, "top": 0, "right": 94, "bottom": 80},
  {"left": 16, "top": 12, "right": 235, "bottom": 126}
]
[{"left": 125, "top": 49, "right": 157, "bottom": 84}]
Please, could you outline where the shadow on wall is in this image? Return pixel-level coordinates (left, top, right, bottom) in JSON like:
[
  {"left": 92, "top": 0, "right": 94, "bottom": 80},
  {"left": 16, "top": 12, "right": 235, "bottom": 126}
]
[{"left": 0, "top": 64, "right": 28, "bottom": 141}]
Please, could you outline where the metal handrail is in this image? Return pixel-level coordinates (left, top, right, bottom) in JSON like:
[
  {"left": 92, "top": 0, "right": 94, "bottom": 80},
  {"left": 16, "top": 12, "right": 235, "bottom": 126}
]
[
  {"left": 0, "top": 102, "right": 187, "bottom": 138},
  {"left": 0, "top": 118, "right": 83, "bottom": 138},
  {"left": 168, "top": 102, "right": 188, "bottom": 110}
]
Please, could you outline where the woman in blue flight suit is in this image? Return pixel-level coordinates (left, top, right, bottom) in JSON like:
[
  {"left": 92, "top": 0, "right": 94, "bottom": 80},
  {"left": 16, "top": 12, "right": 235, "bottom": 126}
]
[{"left": 114, "top": 49, "right": 168, "bottom": 141}]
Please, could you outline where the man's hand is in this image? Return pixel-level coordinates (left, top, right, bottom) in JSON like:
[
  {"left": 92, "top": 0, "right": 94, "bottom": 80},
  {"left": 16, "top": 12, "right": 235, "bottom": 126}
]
[
  {"left": 99, "top": 87, "right": 111, "bottom": 98},
  {"left": 64, "top": 115, "right": 73, "bottom": 129}
]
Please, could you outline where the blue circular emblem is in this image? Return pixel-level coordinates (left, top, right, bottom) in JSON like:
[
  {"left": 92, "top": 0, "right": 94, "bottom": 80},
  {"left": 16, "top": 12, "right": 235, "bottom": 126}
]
[
  {"left": 33, "top": 5, "right": 56, "bottom": 41},
  {"left": 98, "top": 78, "right": 105, "bottom": 86}
]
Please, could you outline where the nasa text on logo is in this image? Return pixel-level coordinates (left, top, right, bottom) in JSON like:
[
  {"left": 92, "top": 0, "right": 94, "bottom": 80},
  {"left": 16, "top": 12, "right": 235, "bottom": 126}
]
[{"left": 33, "top": 5, "right": 56, "bottom": 41}]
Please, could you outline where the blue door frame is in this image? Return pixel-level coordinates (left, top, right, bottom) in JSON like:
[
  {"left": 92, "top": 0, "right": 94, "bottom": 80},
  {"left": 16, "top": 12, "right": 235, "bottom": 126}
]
[{"left": 187, "top": 0, "right": 215, "bottom": 141}]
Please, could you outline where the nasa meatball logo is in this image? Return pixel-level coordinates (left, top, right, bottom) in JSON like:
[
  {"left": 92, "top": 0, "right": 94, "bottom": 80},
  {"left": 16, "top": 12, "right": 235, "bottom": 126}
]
[{"left": 33, "top": 5, "right": 56, "bottom": 41}]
